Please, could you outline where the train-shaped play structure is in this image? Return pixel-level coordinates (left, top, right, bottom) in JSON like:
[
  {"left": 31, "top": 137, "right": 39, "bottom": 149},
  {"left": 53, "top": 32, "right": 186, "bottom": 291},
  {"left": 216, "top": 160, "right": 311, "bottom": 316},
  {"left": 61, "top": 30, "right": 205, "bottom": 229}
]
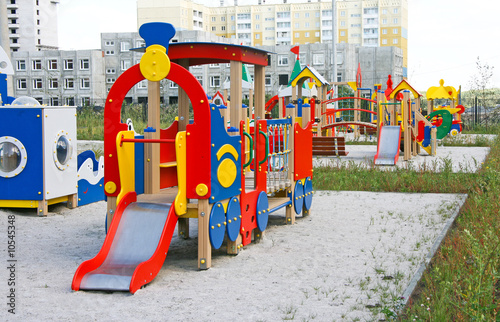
[{"left": 72, "top": 23, "right": 314, "bottom": 293}]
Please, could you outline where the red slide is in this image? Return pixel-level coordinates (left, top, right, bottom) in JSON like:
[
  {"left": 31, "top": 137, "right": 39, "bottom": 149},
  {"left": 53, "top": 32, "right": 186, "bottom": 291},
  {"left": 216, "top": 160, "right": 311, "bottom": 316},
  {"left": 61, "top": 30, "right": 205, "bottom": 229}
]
[{"left": 72, "top": 192, "right": 178, "bottom": 293}]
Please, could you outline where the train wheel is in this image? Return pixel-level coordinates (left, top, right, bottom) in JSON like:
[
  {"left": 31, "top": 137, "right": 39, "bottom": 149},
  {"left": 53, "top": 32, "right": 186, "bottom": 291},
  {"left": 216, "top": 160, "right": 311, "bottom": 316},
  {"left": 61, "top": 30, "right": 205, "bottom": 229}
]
[
  {"left": 303, "top": 177, "right": 313, "bottom": 212},
  {"left": 293, "top": 180, "right": 304, "bottom": 215},
  {"left": 209, "top": 202, "right": 226, "bottom": 249},
  {"left": 226, "top": 197, "right": 241, "bottom": 242},
  {"left": 256, "top": 191, "right": 269, "bottom": 232}
]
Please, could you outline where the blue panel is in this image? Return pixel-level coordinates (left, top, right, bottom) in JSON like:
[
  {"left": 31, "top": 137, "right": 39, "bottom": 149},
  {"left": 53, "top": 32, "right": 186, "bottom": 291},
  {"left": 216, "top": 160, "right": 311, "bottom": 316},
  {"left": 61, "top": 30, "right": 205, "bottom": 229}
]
[
  {"left": 0, "top": 74, "right": 7, "bottom": 105},
  {"left": 77, "top": 177, "right": 105, "bottom": 206},
  {"left": 303, "top": 177, "right": 313, "bottom": 211},
  {"left": 209, "top": 202, "right": 226, "bottom": 249},
  {"left": 0, "top": 108, "right": 44, "bottom": 200},
  {"left": 403, "top": 67, "right": 408, "bottom": 78},
  {"left": 226, "top": 197, "right": 241, "bottom": 241},
  {"left": 78, "top": 150, "right": 99, "bottom": 170},
  {"left": 256, "top": 191, "right": 269, "bottom": 232},
  {"left": 134, "top": 135, "right": 145, "bottom": 195},
  {"left": 210, "top": 105, "right": 241, "bottom": 203},
  {"left": 293, "top": 180, "right": 304, "bottom": 215}
]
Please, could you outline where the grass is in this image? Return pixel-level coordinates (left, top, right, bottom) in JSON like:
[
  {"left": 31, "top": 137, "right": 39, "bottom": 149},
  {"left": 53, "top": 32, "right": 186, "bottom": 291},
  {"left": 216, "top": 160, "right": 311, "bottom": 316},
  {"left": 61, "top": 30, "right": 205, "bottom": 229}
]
[
  {"left": 77, "top": 103, "right": 184, "bottom": 140},
  {"left": 312, "top": 127, "right": 500, "bottom": 320}
]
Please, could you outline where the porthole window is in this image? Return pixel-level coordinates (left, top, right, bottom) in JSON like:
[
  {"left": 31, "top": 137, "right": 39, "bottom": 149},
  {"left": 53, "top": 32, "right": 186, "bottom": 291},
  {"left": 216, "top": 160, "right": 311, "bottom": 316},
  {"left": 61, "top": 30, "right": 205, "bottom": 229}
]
[
  {"left": 53, "top": 130, "right": 73, "bottom": 171},
  {"left": 0, "top": 136, "right": 28, "bottom": 178}
]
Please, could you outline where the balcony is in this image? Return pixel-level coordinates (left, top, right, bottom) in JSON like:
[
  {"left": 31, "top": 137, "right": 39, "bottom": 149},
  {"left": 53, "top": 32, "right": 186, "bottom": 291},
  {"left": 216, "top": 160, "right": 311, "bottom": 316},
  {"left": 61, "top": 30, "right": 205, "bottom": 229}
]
[{"left": 6, "top": 3, "right": 18, "bottom": 9}]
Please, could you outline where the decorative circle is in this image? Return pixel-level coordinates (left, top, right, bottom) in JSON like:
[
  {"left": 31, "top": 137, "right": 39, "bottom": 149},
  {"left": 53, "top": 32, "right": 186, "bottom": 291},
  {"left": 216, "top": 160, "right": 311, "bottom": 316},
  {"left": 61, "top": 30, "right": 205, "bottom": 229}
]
[
  {"left": 196, "top": 183, "right": 208, "bottom": 196},
  {"left": 256, "top": 191, "right": 269, "bottom": 232},
  {"left": 303, "top": 177, "right": 313, "bottom": 211},
  {"left": 209, "top": 202, "right": 226, "bottom": 249},
  {"left": 217, "top": 158, "right": 237, "bottom": 188},
  {"left": 139, "top": 45, "right": 170, "bottom": 82},
  {"left": 226, "top": 197, "right": 241, "bottom": 241},
  {"left": 450, "top": 129, "right": 459, "bottom": 137},
  {"left": 293, "top": 180, "right": 304, "bottom": 215},
  {"left": 53, "top": 130, "right": 73, "bottom": 171},
  {"left": 0, "top": 136, "right": 27, "bottom": 178},
  {"left": 105, "top": 181, "right": 117, "bottom": 194}
]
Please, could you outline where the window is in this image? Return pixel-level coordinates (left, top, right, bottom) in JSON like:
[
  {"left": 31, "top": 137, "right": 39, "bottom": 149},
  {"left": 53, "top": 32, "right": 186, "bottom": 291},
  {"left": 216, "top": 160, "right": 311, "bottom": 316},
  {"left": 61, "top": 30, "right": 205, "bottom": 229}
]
[
  {"left": 340, "top": 31, "right": 345, "bottom": 36},
  {"left": 136, "top": 40, "right": 145, "bottom": 47},
  {"left": 315, "top": 32, "right": 320, "bottom": 37},
  {"left": 393, "top": 28, "right": 398, "bottom": 34},
  {"left": 120, "top": 60, "right": 131, "bottom": 70},
  {"left": 313, "top": 53, "right": 324, "bottom": 65},
  {"left": 237, "top": 13, "right": 250, "bottom": 19},
  {"left": 278, "top": 55, "right": 288, "bottom": 66},
  {"left": 33, "top": 79, "right": 42, "bottom": 89},
  {"left": 382, "top": 19, "right": 387, "bottom": 24},
  {"left": 221, "top": 26, "right": 226, "bottom": 31},
  {"left": 47, "top": 59, "right": 57, "bottom": 70},
  {"left": 81, "top": 97, "right": 90, "bottom": 106},
  {"left": 255, "top": 34, "right": 260, "bottom": 39},
  {"left": 64, "top": 78, "right": 74, "bottom": 89},
  {"left": 305, "top": 32, "right": 310, "bottom": 38},
  {"left": 105, "top": 50, "right": 115, "bottom": 55},
  {"left": 65, "top": 97, "right": 75, "bottom": 106},
  {"left": 382, "top": 9, "right": 387, "bottom": 14},
  {"left": 393, "top": 18, "right": 398, "bottom": 24},
  {"left": 80, "top": 59, "right": 89, "bottom": 70},
  {"left": 277, "top": 22, "right": 290, "bottom": 28},
  {"left": 305, "top": 12, "right": 310, "bottom": 18},
  {"left": 265, "top": 74, "right": 271, "bottom": 86},
  {"left": 340, "top": 11, "right": 346, "bottom": 17},
  {"left": 351, "top": 14, "right": 361, "bottom": 18},
  {"left": 106, "top": 68, "right": 115, "bottom": 74},
  {"left": 278, "top": 74, "right": 288, "bottom": 85},
  {"left": 221, "top": 16, "right": 225, "bottom": 21},
  {"left": 314, "top": 22, "right": 318, "bottom": 28},
  {"left": 120, "top": 42, "right": 130, "bottom": 52},
  {"left": 393, "top": 8, "right": 398, "bottom": 14},
  {"left": 209, "top": 63, "right": 219, "bottom": 68},
  {"left": 340, "top": 21, "right": 346, "bottom": 27},
  {"left": 210, "top": 76, "right": 220, "bottom": 88},
  {"left": 211, "top": 26, "right": 216, "bottom": 31},
  {"left": 105, "top": 41, "right": 114, "bottom": 46},
  {"left": 315, "top": 12, "right": 320, "bottom": 17},
  {"left": 50, "top": 97, "right": 59, "bottom": 106},
  {"left": 80, "top": 78, "right": 90, "bottom": 89},
  {"left": 382, "top": 29, "right": 387, "bottom": 35},
  {"left": 277, "top": 12, "right": 290, "bottom": 18},
  {"left": 393, "top": 38, "right": 398, "bottom": 44},
  {"left": 322, "top": 10, "right": 332, "bottom": 16},
  {"left": 64, "top": 59, "right": 74, "bottom": 70},
  {"left": 322, "top": 20, "right": 332, "bottom": 27},
  {"left": 295, "top": 32, "right": 299, "bottom": 38},
  {"left": 255, "top": 24, "right": 259, "bottom": 29},
  {"left": 32, "top": 60, "right": 42, "bottom": 70},
  {"left": 49, "top": 79, "right": 58, "bottom": 89},
  {"left": 230, "top": 15, "right": 234, "bottom": 21},
  {"left": 169, "top": 81, "right": 178, "bottom": 88},
  {"left": 16, "top": 79, "right": 27, "bottom": 89},
  {"left": 255, "top": 14, "right": 259, "bottom": 20},
  {"left": 16, "top": 60, "right": 26, "bottom": 71},
  {"left": 211, "top": 17, "right": 216, "bottom": 22},
  {"left": 106, "top": 78, "right": 115, "bottom": 84},
  {"left": 382, "top": 39, "right": 387, "bottom": 44},
  {"left": 294, "top": 23, "right": 299, "bottom": 28}
]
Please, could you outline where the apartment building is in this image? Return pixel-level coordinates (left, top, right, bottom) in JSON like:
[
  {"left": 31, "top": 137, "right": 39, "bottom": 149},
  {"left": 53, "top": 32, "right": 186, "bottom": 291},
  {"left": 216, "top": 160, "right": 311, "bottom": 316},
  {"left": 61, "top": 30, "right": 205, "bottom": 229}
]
[
  {"left": 12, "top": 50, "right": 106, "bottom": 106},
  {"left": 2, "top": 0, "right": 59, "bottom": 54},
  {"left": 137, "top": 0, "right": 408, "bottom": 76}
]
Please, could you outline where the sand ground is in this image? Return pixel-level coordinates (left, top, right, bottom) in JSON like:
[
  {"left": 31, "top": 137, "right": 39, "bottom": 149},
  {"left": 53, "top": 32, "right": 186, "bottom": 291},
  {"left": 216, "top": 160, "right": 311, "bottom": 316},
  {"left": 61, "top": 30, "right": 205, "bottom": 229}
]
[{"left": 0, "top": 134, "right": 491, "bottom": 321}]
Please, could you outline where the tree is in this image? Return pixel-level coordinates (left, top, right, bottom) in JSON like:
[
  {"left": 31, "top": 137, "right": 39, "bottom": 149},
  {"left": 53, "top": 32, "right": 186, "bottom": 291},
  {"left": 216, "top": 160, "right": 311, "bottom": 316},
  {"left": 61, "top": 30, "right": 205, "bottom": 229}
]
[{"left": 466, "top": 57, "right": 496, "bottom": 109}]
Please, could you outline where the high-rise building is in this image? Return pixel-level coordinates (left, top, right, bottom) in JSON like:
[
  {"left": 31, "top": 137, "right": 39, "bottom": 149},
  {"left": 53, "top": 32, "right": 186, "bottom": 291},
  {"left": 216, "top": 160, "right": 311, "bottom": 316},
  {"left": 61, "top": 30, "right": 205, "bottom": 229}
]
[
  {"left": 2, "top": 0, "right": 59, "bottom": 54},
  {"left": 137, "top": 0, "right": 408, "bottom": 76}
]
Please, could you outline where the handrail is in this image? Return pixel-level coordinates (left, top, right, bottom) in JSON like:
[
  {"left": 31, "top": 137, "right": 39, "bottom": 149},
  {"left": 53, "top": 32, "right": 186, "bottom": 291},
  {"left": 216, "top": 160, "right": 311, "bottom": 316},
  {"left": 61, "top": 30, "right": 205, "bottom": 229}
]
[
  {"left": 258, "top": 130, "right": 269, "bottom": 165},
  {"left": 119, "top": 137, "right": 175, "bottom": 147},
  {"left": 243, "top": 131, "right": 254, "bottom": 168}
]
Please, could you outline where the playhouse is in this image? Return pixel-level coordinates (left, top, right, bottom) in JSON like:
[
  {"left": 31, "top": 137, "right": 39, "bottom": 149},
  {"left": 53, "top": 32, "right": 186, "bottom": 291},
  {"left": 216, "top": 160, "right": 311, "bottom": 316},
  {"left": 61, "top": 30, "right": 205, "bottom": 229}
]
[{"left": 72, "top": 22, "right": 314, "bottom": 293}]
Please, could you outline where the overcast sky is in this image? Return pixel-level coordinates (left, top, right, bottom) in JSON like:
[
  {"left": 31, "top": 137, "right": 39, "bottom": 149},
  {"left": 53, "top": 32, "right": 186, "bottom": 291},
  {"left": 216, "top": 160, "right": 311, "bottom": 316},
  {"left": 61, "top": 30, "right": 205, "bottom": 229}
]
[{"left": 58, "top": 0, "right": 500, "bottom": 92}]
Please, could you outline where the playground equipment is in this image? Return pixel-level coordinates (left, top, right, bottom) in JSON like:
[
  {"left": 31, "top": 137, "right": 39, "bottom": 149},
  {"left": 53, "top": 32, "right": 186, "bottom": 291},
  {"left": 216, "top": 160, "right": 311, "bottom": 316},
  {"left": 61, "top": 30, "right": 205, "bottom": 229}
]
[
  {"left": 72, "top": 22, "right": 314, "bottom": 293},
  {"left": 426, "top": 79, "right": 464, "bottom": 137}
]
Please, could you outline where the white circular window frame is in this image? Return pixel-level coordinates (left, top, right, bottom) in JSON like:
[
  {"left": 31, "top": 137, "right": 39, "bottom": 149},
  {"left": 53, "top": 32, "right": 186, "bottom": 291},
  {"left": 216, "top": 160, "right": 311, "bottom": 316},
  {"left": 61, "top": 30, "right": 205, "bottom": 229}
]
[
  {"left": 53, "top": 130, "right": 73, "bottom": 171},
  {"left": 0, "top": 136, "right": 28, "bottom": 178}
]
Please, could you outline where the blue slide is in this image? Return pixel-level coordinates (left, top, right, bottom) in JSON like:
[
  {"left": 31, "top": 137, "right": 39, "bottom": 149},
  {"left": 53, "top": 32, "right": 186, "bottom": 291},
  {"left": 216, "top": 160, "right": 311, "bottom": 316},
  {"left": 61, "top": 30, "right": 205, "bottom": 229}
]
[{"left": 374, "top": 125, "right": 401, "bottom": 165}]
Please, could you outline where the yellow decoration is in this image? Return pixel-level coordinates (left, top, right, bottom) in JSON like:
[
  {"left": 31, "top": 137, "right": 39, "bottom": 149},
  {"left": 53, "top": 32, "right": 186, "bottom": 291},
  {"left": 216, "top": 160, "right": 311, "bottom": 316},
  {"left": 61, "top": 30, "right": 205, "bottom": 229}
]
[
  {"left": 105, "top": 181, "right": 117, "bottom": 194},
  {"left": 174, "top": 132, "right": 188, "bottom": 216},
  {"left": 116, "top": 131, "right": 135, "bottom": 203},
  {"left": 196, "top": 183, "right": 208, "bottom": 197},
  {"left": 216, "top": 144, "right": 239, "bottom": 161},
  {"left": 139, "top": 44, "right": 170, "bottom": 81},
  {"left": 217, "top": 159, "right": 237, "bottom": 188}
]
